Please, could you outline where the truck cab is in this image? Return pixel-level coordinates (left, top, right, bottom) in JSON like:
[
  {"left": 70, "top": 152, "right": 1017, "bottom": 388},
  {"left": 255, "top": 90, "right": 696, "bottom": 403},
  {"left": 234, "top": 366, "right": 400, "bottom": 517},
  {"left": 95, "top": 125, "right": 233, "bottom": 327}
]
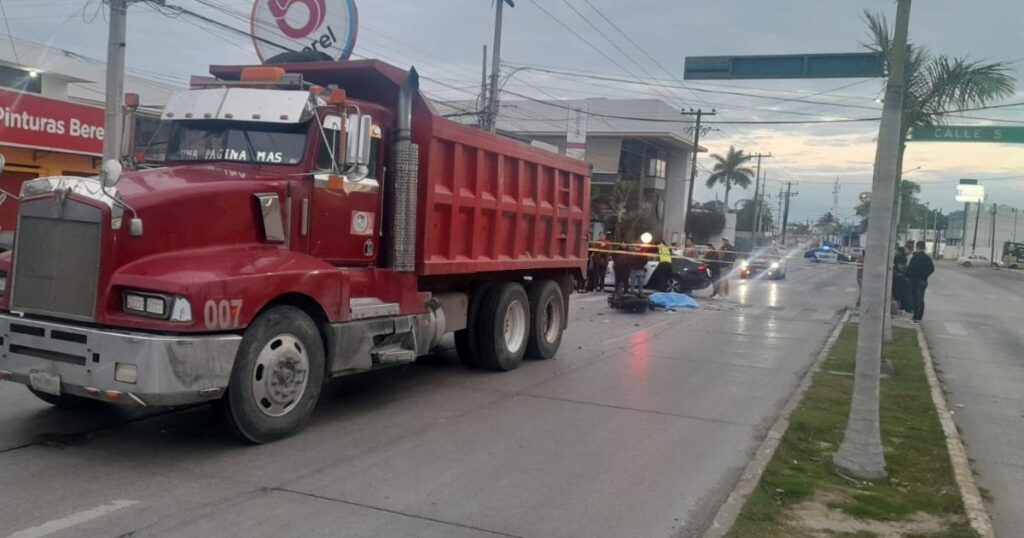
[{"left": 0, "top": 60, "right": 589, "bottom": 443}]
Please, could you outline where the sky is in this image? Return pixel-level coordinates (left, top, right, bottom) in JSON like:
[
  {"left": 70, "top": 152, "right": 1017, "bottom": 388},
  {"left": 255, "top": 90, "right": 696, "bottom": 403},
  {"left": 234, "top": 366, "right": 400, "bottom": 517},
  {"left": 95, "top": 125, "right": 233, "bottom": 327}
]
[{"left": 2, "top": 0, "right": 1023, "bottom": 223}]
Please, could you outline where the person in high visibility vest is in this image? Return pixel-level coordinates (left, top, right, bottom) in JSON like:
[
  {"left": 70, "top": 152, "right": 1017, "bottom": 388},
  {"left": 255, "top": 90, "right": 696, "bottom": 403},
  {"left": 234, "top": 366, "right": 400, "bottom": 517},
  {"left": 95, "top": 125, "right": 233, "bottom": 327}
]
[{"left": 658, "top": 243, "right": 672, "bottom": 263}]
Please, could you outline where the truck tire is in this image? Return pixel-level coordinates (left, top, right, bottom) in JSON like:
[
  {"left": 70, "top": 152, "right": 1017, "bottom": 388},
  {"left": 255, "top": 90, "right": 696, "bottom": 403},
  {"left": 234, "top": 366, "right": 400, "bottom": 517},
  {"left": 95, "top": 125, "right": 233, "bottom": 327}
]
[
  {"left": 454, "top": 282, "right": 495, "bottom": 369},
  {"left": 476, "top": 282, "right": 530, "bottom": 371},
  {"left": 526, "top": 280, "right": 565, "bottom": 360},
  {"left": 27, "top": 387, "right": 96, "bottom": 409},
  {"left": 219, "top": 305, "right": 325, "bottom": 444}
]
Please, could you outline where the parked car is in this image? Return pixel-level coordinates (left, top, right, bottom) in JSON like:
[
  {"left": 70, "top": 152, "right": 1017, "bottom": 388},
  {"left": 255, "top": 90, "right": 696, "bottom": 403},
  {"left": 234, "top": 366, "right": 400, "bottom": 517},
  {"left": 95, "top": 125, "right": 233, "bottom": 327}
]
[
  {"left": 805, "top": 246, "right": 847, "bottom": 263},
  {"left": 957, "top": 254, "right": 1003, "bottom": 268},
  {"left": 603, "top": 246, "right": 712, "bottom": 293}
]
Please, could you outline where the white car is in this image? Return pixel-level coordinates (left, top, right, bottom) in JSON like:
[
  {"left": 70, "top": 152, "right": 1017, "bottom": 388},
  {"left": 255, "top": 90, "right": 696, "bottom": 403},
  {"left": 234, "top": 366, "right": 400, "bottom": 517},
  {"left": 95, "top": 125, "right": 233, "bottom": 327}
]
[{"left": 957, "top": 254, "right": 1002, "bottom": 267}]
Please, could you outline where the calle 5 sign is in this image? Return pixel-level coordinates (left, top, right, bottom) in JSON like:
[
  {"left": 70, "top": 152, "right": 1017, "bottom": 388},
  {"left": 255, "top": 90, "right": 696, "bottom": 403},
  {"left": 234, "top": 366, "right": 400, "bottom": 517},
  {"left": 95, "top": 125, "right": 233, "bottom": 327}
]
[
  {"left": 250, "top": 0, "right": 358, "bottom": 62},
  {"left": 909, "top": 125, "right": 1024, "bottom": 144}
]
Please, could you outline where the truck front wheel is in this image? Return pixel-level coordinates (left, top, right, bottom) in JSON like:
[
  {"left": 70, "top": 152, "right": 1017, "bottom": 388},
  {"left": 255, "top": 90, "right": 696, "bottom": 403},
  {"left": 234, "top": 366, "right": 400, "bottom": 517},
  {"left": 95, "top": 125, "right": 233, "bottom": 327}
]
[
  {"left": 526, "top": 280, "right": 565, "bottom": 360},
  {"left": 219, "top": 305, "right": 325, "bottom": 444},
  {"left": 476, "top": 282, "right": 530, "bottom": 371}
]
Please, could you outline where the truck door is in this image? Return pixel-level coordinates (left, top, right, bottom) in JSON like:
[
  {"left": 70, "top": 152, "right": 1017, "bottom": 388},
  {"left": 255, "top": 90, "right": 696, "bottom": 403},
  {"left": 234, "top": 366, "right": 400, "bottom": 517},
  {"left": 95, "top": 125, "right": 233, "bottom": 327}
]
[{"left": 307, "top": 117, "right": 383, "bottom": 265}]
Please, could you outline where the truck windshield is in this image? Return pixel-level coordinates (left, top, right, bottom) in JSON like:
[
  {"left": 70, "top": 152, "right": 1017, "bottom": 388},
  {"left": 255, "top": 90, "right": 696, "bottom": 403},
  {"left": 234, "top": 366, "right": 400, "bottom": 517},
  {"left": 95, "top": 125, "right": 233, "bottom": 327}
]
[{"left": 167, "top": 120, "right": 308, "bottom": 165}]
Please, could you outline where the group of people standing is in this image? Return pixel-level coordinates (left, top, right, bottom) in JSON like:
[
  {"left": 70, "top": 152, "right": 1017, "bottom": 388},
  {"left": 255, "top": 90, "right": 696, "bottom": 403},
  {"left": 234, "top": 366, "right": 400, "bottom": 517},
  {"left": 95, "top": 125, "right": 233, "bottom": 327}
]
[
  {"left": 584, "top": 232, "right": 737, "bottom": 298},
  {"left": 858, "top": 240, "right": 935, "bottom": 323}
]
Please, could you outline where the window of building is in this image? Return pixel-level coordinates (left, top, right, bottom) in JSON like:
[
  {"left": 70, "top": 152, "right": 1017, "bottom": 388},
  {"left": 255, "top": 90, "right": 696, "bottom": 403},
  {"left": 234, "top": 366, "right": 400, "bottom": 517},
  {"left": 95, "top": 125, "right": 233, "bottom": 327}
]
[
  {"left": 0, "top": 65, "right": 42, "bottom": 94},
  {"left": 647, "top": 157, "right": 667, "bottom": 179}
]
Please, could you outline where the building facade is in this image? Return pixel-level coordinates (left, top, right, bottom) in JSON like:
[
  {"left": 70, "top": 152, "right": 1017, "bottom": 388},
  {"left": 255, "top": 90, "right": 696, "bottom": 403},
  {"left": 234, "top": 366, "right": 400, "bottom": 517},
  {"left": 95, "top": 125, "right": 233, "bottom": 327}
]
[{"left": 0, "top": 35, "right": 178, "bottom": 246}]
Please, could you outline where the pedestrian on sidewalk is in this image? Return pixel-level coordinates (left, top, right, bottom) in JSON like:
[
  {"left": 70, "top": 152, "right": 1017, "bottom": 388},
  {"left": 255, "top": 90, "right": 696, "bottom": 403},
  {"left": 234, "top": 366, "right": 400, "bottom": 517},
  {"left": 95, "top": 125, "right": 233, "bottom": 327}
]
[
  {"left": 894, "top": 246, "right": 910, "bottom": 313},
  {"left": 906, "top": 240, "right": 935, "bottom": 323},
  {"left": 588, "top": 232, "right": 611, "bottom": 292},
  {"left": 683, "top": 238, "right": 699, "bottom": 258},
  {"left": 719, "top": 237, "right": 736, "bottom": 297}
]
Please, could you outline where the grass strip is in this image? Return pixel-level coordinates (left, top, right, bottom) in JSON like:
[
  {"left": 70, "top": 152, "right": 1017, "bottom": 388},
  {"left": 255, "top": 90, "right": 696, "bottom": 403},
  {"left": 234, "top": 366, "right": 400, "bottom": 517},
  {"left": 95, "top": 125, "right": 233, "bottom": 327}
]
[{"left": 726, "top": 324, "right": 975, "bottom": 537}]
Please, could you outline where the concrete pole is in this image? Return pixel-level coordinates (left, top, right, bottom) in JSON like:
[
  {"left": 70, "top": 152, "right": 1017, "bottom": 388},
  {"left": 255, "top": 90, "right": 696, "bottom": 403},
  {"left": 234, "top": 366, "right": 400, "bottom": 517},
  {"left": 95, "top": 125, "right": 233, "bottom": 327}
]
[
  {"left": 972, "top": 200, "right": 982, "bottom": 254},
  {"left": 990, "top": 203, "right": 998, "bottom": 263},
  {"left": 480, "top": 45, "right": 488, "bottom": 128},
  {"left": 102, "top": 0, "right": 129, "bottom": 166},
  {"left": 485, "top": 0, "right": 506, "bottom": 133},
  {"left": 834, "top": 0, "right": 912, "bottom": 482},
  {"left": 682, "top": 109, "right": 715, "bottom": 239}
]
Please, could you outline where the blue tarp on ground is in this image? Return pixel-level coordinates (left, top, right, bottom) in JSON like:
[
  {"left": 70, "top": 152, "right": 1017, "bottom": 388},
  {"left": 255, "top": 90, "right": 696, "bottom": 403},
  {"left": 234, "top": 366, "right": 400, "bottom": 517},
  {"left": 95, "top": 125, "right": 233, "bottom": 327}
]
[{"left": 648, "top": 292, "right": 699, "bottom": 310}]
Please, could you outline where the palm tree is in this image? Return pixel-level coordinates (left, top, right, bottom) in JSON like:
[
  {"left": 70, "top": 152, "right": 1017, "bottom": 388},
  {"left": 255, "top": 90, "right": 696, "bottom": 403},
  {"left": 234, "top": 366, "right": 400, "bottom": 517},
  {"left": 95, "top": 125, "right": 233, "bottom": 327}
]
[
  {"left": 863, "top": 11, "right": 1014, "bottom": 158},
  {"left": 834, "top": 8, "right": 1016, "bottom": 481},
  {"left": 705, "top": 146, "right": 754, "bottom": 210}
]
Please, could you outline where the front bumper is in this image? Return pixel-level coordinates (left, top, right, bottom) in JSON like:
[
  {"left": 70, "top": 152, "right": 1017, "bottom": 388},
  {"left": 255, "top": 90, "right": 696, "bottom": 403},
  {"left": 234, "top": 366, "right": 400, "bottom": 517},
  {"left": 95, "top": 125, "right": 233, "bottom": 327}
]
[{"left": 0, "top": 314, "right": 242, "bottom": 406}]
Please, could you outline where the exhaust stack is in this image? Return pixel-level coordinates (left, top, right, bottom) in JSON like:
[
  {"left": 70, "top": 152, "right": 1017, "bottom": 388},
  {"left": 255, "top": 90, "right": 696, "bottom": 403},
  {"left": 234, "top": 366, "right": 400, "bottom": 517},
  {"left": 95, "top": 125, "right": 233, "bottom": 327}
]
[{"left": 390, "top": 68, "right": 420, "bottom": 272}]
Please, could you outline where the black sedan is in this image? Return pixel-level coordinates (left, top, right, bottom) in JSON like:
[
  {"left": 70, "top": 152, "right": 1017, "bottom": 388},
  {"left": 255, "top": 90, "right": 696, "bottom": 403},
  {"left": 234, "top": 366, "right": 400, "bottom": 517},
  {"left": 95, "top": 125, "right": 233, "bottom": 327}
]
[{"left": 602, "top": 246, "right": 712, "bottom": 294}]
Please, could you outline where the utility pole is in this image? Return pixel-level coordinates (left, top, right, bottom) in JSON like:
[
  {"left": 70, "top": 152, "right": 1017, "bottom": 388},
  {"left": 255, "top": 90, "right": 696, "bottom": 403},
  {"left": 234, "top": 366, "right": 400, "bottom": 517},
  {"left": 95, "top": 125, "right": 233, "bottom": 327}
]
[
  {"left": 924, "top": 202, "right": 930, "bottom": 253},
  {"left": 933, "top": 209, "right": 941, "bottom": 258},
  {"left": 834, "top": 0, "right": 912, "bottom": 482},
  {"left": 749, "top": 153, "right": 771, "bottom": 241},
  {"left": 971, "top": 200, "right": 982, "bottom": 254},
  {"left": 990, "top": 203, "right": 998, "bottom": 263},
  {"left": 961, "top": 202, "right": 970, "bottom": 256},
  {"left": 479, "top": 45, "right": 488, "bottom": 128},
  {"left": 1014, "top": 208, "right": 1018, "bottom": 243},
  {"left": 780, "top": 181, "right": 797, "bottom": 245},
  {"left": 681, "top": 108, "right": 716, "bottom": 239},
  {"left": 485, "top": 0, "right": 514, "bottom": 133},
  {"left": 102, "top": 0, "right": 130, "bottom": 167}
]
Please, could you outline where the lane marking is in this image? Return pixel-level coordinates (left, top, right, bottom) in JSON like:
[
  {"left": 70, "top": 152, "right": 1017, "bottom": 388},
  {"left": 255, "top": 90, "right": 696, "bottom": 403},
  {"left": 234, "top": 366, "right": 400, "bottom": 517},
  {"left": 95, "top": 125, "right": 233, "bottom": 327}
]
[
  {"left": 944, "top": 322, "right": 967, "bottom": 336},
  {"left": 843, "top": 287, "right": 858, "bottom": 293},
  {"left": 821, "top": 286, "right": 837, "bottom": 292},
  {"left": 9, "top": 500, "right": 138, "bottom": 538}
]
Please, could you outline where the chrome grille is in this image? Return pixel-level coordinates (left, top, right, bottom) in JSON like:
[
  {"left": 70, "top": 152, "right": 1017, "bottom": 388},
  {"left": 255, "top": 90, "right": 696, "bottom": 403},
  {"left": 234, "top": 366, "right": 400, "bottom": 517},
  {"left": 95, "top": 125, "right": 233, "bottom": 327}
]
[{"left": 11, "top": 198, "right": 102, "bottom": 321}]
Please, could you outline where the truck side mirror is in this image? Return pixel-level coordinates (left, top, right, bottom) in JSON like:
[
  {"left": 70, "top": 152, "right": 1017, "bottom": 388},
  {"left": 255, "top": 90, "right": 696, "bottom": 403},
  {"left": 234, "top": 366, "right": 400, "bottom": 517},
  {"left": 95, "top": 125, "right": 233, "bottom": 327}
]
[{"left": 346, "top": 114, "right": 373, "bottom": 167}]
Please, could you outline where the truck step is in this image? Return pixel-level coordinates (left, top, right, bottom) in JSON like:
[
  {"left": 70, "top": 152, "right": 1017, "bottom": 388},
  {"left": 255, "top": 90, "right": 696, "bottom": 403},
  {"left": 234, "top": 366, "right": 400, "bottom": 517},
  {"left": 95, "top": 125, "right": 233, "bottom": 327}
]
[{"left": 371, "top": 348, "right": 416, "bottom": 366}]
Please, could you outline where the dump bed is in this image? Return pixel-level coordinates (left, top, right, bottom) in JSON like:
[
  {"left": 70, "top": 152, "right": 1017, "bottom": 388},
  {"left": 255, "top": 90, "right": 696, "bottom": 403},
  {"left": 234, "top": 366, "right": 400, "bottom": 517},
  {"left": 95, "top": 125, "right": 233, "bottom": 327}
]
[{"left": 412, "top": 107, "right": 590, "bottom": 276}]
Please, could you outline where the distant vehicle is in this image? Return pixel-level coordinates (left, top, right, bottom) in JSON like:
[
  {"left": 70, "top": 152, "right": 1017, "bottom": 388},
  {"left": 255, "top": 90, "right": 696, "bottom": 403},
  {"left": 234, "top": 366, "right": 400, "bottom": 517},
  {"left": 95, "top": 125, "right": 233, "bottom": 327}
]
[
  {"left": 1002, "top": 241, "right": 1024, "bottom": 269},
  {"left": 849, "top": 247, "right": 864, "bottom": 258},
  {"left": 603, "top": 246, "right": 712, "bottom": 294},
  {"left": 738, "top": 248, "right": 787, "bottom": 280},
  {"left": 957, "top": 254, "right": 1003, "bottom": 268},
  {"left": 805, "top": 246, "right": 848, "bottom": 263}
]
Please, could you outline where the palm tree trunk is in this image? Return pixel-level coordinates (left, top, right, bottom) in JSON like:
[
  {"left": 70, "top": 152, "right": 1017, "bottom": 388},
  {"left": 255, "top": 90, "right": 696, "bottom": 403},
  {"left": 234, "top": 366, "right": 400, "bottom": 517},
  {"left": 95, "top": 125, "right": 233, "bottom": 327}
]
[{"left": 723, "top": 182, "right": 731, "bottom": 212}]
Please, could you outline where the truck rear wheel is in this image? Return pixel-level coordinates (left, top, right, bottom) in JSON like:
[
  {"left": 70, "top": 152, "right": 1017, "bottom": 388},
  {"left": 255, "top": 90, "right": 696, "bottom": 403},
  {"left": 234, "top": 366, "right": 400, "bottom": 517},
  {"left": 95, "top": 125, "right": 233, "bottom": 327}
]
[
  {"left": 476, "top": 282, "right": 530, "bottom": 371},
  {"left": 454, "top": 282, "right": 495, "bottom": 369},
  {"left": 526, "top": 280, "right": 564, "bottom": 360},
  {"left": 219, "top": 305, "right": 325, "bottom": 444}
]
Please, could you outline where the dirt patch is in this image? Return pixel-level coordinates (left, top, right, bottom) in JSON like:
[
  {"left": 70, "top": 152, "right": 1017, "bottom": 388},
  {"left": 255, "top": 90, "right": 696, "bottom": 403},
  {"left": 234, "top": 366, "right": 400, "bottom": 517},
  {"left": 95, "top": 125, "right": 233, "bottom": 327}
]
[{"left": 788, "top": 492, "right": 962, "bottom": 537}]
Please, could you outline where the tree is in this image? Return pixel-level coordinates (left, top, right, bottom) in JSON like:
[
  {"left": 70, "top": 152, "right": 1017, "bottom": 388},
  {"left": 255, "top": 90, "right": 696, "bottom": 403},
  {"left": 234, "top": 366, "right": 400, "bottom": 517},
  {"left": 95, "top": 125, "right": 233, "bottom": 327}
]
[
  {"left": 686, "top": 201, "right": 726, "bottom": 243},
  {"left": 736, "top": 199, "right": 773, "bottom": 233},
  {"left": 705, "top": 146, "right": 754, "bottom": 210}
]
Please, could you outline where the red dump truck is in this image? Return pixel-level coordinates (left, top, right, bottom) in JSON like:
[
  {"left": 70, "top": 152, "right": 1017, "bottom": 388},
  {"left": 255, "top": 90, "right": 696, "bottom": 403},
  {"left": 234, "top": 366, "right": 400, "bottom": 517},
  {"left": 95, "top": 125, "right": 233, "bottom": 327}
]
[{"left": 0, "top": 60, "right": 590, "bottom": 442}]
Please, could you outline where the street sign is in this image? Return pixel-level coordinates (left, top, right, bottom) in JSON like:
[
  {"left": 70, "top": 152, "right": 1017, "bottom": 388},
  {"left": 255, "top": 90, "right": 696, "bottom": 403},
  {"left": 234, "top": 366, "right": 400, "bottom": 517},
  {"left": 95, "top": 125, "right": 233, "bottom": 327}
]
[
  {"left": 565, "top": 105, "right": 588, "bottom": 160},
  {"left": 910, "top": 125, "right": 1024, "bottom": 144},
  {"left": 683, "top": 53, "right": 885, "bottom": 80}
]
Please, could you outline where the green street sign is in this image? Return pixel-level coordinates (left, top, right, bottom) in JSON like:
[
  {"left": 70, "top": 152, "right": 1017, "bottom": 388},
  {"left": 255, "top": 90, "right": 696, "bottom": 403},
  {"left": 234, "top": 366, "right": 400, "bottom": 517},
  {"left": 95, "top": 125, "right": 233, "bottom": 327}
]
[
  {"left": 684, "top": 53, "right": 885, "bottom": 80},
  {"left": 910, "top": 125, "right": 1024, "bottom": 144}
]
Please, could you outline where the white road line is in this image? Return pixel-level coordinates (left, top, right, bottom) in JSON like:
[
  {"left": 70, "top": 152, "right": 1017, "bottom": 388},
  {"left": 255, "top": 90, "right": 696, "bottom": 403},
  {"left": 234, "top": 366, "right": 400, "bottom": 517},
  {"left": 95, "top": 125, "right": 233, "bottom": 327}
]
[
  {"left": 601, "top": 319, "right": 673, "bottom": 345},
  {"left": 9, "top": 500, "right": 138, "bottom": 538},
  {"left": 944, "top": 322, "right": 967, "bottom": 336},
  {"left": 821, "top": 286, "right": 837, "bottom": 292},
  {"left": 843, "top": 287, "right": 858, "bottom": 293}
]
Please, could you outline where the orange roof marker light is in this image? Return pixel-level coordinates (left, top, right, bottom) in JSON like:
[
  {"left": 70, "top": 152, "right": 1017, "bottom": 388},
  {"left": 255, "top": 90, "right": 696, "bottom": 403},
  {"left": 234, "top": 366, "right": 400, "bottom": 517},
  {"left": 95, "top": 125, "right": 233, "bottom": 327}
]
[
  {"left": 328, "top": 88, "right": 347, "bottom": 105},
  {"left": 240, "top": 66, "right": 286, "bottom": 82}
]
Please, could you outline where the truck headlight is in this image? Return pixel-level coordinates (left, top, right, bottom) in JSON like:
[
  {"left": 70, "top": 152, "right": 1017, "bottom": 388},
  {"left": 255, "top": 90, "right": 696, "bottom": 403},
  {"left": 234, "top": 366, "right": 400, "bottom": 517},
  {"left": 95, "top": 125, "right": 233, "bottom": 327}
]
[
  {"left": 123, "top": 290, "right": 191, "bottom": 322},
  {"left": 740, "top": 260, "right": 749, "bottom": 268},
  {"left": 770, "top": 262, "right": 780, "bottom": 269}
]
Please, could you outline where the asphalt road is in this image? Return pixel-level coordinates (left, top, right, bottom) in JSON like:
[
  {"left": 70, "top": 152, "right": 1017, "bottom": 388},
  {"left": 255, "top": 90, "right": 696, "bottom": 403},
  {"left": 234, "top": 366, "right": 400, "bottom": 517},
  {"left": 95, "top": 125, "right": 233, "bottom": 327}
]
[
  {"left": 0, "top": 262, "right": 857, "bottom": 538},
  {"left": 921, "top": 262, "right": 1024, "bottom": 537}
]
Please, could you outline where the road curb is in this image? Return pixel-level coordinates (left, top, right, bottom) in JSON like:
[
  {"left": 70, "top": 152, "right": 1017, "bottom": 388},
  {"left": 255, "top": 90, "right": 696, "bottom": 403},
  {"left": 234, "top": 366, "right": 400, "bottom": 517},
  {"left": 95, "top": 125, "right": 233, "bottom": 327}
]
[
  {"left": 916, "top": 328, "right": 996, "bottom": 538},
  {"left": 701, "top": 308, "right": 850, "bottom": 538}
]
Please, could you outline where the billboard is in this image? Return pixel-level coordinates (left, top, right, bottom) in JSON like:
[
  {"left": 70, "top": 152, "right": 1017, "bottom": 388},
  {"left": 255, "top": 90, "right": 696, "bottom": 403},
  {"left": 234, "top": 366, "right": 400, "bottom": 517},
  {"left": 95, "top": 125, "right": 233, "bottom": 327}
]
[
  {"left": 250, "top": 0, "right": 358, "bottom": 62},
  {"left": 955, "top": 184, "right": 985, "bottom": 203}
]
